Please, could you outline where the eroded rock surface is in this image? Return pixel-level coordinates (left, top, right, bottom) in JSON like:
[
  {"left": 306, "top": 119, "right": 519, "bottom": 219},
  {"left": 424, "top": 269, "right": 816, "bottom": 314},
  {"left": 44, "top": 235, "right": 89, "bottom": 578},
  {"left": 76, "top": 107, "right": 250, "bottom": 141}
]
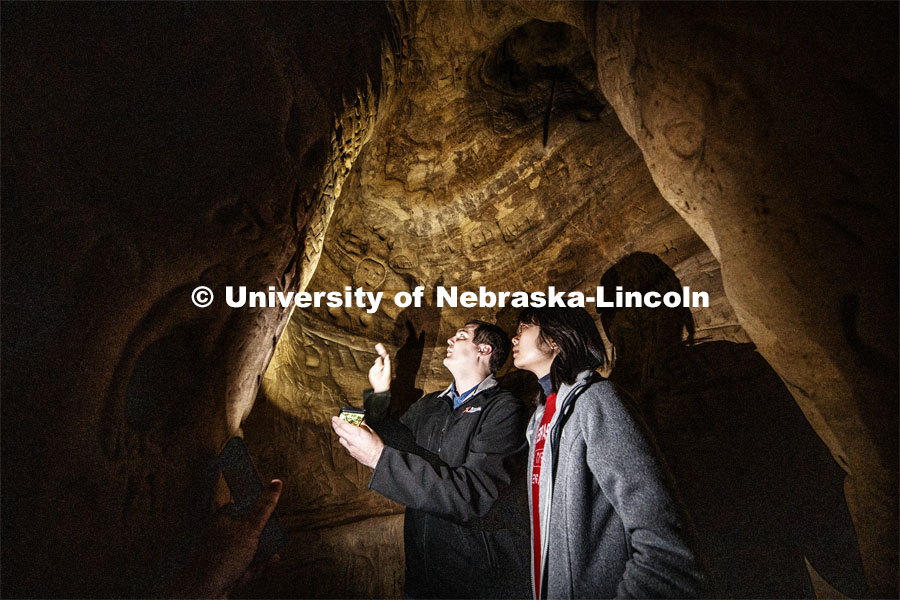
[
  {"left": 247, "top": 4, "right": 747, "bottom": 597},
  {"left": 581, "top": 4, "right": 898, "bottom": 593},
  {"left": 2, "top": 2, "right": 896, "bottom": 598}
]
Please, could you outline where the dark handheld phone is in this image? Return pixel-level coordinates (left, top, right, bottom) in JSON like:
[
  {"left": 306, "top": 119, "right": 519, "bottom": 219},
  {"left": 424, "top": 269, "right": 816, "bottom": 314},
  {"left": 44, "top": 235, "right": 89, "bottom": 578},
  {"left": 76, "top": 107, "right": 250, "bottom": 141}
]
[
  {"left": 338, "top": 407, "right": 366, "bottom": 426},
  {"left": 217, "top": 437, "right": 286, "bottom": 564}
]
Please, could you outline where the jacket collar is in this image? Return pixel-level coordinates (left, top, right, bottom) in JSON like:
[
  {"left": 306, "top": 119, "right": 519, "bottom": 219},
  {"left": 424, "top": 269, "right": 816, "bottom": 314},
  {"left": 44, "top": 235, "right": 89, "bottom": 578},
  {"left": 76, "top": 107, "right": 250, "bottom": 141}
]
[
  {"left": 437, "top": 374, "right": 498, "bottom": 402},
  {"left": 555, "top": 369, "right": 595, "bottom": 405}
]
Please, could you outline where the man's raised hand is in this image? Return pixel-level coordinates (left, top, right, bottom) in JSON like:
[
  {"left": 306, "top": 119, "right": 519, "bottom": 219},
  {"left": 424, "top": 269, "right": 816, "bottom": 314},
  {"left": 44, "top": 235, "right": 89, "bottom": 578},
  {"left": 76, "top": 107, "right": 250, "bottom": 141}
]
[{"left": 368, "top": 342, "right": 391, "bottom": 393}]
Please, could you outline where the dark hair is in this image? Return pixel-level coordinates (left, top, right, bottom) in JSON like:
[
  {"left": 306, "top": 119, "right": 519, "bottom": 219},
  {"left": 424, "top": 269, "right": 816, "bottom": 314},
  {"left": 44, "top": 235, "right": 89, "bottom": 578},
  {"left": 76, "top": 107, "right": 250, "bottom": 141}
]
[
  {"left": 516, "top": 307, "right": 608, "bottom": 389},
  {"left": 466, "top": 320, "right": 512, "bottom": 374}
]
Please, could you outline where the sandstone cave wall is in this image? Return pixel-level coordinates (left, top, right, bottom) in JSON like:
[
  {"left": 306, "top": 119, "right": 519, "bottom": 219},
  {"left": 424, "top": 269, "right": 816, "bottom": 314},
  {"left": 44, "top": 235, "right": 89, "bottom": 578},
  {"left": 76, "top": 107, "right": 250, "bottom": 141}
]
[
  {"left": 1, "top": 2, "right": 897, "bottom": 598},
  {"left": 574, "top": 4, "right": 899, "bottom": 593},
  {"left": 244, "top": 3, "right": 898, "bottom": 596},
  {"left": 240, "top": 4, "right": 747, "bottom": 596}
]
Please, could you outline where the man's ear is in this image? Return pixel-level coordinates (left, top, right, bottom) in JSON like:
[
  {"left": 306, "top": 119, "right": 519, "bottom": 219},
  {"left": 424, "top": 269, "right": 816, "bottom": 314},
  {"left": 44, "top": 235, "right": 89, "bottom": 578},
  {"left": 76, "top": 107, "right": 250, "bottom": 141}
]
[{"left": 478, "top": 344, "right": 492, "bottom": 355}]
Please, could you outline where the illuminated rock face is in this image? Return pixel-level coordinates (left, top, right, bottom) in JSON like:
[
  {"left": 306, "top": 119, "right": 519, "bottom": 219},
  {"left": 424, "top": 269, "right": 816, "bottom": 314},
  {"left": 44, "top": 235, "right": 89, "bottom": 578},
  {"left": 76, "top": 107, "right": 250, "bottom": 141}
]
[
  {"left": 1, "top": 1, "right": 896, "bottom": 598},
  {"left": 247, "top": 8, "right": 747, "bottom": 595}
]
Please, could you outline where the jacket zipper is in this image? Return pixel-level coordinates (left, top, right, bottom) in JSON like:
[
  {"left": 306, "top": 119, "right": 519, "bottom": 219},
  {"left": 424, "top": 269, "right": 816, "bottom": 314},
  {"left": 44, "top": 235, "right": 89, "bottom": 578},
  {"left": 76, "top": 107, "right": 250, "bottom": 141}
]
[
  {"left": 425, "top": 401, "right": 454, "bottom": 587},
  {"left": 538, "top": 381, "right": 592, "bottom": 598},
  {"left": 436, "top": 383, "right": 489, "bottom": 453},
  {"left": 423, "top": 516, "right": 430, "bottom": 588},
  {"left": 422, "top": 381, "right": 498, "bottom": 592},
  {"left": 436, "top": 409, "right": 451, "bottom": 453}
]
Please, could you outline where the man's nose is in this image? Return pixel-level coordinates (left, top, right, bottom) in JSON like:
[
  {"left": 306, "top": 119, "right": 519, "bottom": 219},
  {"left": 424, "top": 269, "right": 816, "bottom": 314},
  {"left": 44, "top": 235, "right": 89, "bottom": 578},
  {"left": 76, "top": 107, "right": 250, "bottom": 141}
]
[{"left": 447, "top": 336, "right": 455, "bottom": 346}]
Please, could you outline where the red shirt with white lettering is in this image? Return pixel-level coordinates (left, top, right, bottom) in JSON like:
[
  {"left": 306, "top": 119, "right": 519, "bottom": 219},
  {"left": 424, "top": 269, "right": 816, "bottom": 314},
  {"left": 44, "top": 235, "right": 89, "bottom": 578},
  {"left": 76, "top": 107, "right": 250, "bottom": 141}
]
[{"left": 531, "top": 392, "right": 557, "bottom": 600}]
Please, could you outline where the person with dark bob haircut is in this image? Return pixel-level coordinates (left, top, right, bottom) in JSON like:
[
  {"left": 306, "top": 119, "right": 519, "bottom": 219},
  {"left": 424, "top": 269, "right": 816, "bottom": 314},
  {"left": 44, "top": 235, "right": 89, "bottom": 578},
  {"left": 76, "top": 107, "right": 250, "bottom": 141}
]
[{"left": 512, "top": 306, "right": 703, "bottom": 599}]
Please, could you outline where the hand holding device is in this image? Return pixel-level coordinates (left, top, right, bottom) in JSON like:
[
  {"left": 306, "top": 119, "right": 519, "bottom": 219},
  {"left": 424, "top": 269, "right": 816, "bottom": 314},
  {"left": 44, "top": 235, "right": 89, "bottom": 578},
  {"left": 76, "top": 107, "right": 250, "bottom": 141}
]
[
  {"left": 338, "top": 407, "right": 366, "bottom": 427},
  {"left": 331, "top": 416, "right": 385, "bottom": 469},
  {"left": 156, "top": 442, "right": 285, "bottom": 599},
  {"left": 217, "top": 437, "right": 286, "bottom": 565}
]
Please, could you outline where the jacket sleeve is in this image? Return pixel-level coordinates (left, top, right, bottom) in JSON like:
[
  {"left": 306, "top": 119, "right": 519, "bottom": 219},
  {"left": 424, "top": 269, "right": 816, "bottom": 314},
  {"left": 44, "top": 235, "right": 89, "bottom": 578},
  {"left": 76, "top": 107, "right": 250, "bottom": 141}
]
[
  {"left": 583, "top": 384, "right": 704, "bottom": 599},
  {"left": 368, "top": 393, "right": 528, "bottom": 523},
  {"left": 363, "top": 388, "right": 425, "bottom": 426},
  {"left": 363, "top": 389, "right": 446, "bottom": 470}
]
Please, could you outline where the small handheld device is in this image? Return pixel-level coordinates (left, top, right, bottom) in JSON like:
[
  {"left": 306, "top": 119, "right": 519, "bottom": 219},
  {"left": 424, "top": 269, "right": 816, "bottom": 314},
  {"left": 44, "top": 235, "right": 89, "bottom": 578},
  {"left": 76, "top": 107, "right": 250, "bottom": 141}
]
[
  {"left": 217, "top": 437, "right": 286, "bottom": 564},
  {"left": 338, "top": 407, "right": 366, "bottom": 427}
]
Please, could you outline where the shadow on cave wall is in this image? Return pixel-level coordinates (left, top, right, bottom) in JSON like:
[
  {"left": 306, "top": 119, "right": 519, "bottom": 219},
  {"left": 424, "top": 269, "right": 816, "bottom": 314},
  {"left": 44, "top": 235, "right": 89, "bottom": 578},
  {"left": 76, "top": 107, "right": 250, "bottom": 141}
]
[{"left": 599, "top": 252, "right": 868, "bottom": 599}]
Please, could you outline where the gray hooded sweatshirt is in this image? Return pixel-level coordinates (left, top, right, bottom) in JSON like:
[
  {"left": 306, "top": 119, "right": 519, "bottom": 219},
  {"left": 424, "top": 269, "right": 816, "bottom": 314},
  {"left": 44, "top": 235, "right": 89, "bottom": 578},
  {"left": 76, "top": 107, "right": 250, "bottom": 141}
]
[{"left": 526, "top": 371, "right": 703, "bottom": 599}]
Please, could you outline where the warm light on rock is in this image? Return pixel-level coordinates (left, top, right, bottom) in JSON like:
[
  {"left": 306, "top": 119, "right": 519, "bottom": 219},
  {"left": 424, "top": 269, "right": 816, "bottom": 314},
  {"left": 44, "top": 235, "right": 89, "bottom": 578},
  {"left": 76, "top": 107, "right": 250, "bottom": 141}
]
[{"left": 1, "top": 2, "right": 896, "bottom": 598}]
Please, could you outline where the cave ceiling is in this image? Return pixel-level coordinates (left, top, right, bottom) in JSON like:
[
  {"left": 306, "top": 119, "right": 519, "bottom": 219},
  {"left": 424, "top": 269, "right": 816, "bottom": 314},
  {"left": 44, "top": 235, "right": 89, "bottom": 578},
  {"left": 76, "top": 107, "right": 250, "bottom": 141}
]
[{"left": 291, "top": 4, "right": 746, "bottom": 383}]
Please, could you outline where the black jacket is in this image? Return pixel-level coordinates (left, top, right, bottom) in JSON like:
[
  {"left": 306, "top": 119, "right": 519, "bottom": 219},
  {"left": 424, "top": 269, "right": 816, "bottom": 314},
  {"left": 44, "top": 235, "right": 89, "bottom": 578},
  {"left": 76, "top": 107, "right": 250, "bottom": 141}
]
[{"left": 365, "top": 376, "right": 531, "bottom": 599}]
